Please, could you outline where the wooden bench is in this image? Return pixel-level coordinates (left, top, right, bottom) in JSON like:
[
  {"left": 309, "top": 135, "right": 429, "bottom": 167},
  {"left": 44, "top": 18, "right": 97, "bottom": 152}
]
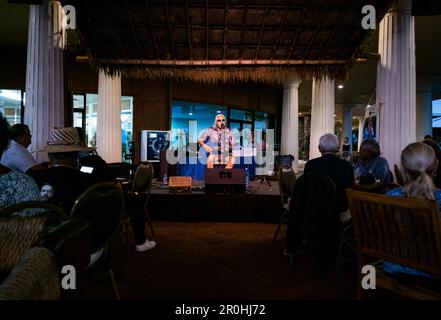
[{"left": 347, "top": 189, "right": 441, "bottom": 299}]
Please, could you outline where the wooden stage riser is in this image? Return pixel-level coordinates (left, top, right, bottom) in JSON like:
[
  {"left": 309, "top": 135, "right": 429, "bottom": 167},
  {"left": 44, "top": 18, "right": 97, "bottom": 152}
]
[{"left": 148, "top": 192, "right": 281, "bottom": 223}]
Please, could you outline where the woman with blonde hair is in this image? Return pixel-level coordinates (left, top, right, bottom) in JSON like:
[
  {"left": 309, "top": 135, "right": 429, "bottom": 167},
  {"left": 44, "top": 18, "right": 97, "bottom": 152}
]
[
  {"left": 385, "top": 142, "right": 440, "bottom": 278},
  {"left": 389, "top": 142, "right": 439, "bottom": 201}
]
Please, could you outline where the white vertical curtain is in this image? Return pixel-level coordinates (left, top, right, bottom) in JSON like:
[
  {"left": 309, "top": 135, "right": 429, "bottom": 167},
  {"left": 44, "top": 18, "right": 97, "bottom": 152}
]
[
  {"left": 377, "top": 0, "right": 416, "bottom": 167},
  {"left": 25, "top": 1, "right": 66, "bottom": 161},
  {"left": 281, "top": 77, "right": 301, "bottom": 172},
  {"left": 97, "top": 70, "right": 122, "bottom": 163},
  {"left": 309, "top": 76, "right": 335, "bottom": 160}
]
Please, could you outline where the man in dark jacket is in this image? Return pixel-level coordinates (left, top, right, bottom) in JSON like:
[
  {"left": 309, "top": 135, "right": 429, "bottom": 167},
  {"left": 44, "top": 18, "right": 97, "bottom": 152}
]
[
  {"left": 304, "top": 133, "right": 354, "bottom": 216},
  {"left": 291, "top": 133, "right": 354, "bottom": 272}
]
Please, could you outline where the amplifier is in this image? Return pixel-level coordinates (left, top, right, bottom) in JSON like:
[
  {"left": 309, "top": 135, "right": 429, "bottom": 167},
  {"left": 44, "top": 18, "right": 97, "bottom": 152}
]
[
  {"left": 169, "top": 176, "right": 192, "bottom": 193},
  {"left": 204, "top": 168, "right": 246, "bottom": 194}
]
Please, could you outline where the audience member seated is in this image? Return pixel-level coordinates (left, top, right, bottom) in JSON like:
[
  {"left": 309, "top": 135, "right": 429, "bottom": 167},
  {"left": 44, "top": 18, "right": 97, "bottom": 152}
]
[
  {"left": 78, "top": 152, "right": 108, "bottom": 181},
  {"left": 29, "top": 127, "right": 97, "bottom": 214},
  {"left": 386, "top": 142, "right": 440, "bottom": 278},
  {"left": 0, "top": 115, "right": 42, "bottom": 216},
  {"left": 125, "top": 191, "right": 157, "bottom": 252},
  {"left": 353, "top": 139, "right": 390, "bottom": 192},
  {"left": 304, "top": 133, "right": 354, "bottom": 223},
  {"left": 422, "top": 136, "right": 441, "bottom": 188},
  {"left": 0, "top": 123, "right": 45, "bottom": 173}
]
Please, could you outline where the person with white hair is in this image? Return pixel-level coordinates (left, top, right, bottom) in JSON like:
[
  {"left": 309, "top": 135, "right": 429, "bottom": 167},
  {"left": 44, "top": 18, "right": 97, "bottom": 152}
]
[
  {"left": 286, "top": 133, "right": 354, "bottom": 272},
  {"left": 198, "top": 113, "right": 236, "bottom": 169},
  {"left": 304, "top": 133, "right": 355, "bottom": 217},
  {"left": 384, "top": 142, "right": 440, "bottom": 278}
]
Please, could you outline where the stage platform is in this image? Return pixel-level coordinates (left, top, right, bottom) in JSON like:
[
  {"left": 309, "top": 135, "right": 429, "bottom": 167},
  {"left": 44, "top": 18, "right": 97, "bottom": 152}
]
[{"left": 148, "top": 178, "right": 282, "bottom": 223}]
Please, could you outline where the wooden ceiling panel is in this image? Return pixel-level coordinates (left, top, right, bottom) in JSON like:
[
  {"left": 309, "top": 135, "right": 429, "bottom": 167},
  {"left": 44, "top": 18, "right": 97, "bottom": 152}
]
[{"left": 67, "top": 0, "right": 392, "bottom": 82}]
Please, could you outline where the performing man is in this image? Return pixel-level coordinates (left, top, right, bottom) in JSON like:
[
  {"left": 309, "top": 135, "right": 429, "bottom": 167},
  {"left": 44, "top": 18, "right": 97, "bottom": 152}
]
[{"left": 198, "top": 114, "right": 236, "bottom": 169}]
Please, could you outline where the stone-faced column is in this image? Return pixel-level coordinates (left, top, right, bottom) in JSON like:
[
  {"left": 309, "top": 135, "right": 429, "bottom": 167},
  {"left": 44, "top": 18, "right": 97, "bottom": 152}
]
[
  {"left": 25, "top": 1, "right": 66, "bottom": 161},
  {"left": 281, "top": 77, "right": 301, "bottom": 172},
  {"left": 376, "top": 0, "right": 416, "bottom": 167},
  {"left": 309, "top": 76, "right": 335, "bottom": 160},
  {"left": 416, "top": 90, "right": 433, "bottom": 140},
  {"left": 97, "top": 71, "right": 122, "bottom": 163}
]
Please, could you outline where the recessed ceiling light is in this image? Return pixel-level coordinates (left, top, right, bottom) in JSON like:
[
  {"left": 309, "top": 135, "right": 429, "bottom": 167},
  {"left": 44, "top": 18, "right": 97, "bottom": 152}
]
[
  {"left": 299, "top": 112, "right": 302, "bottom": 115},
  {"left": 216, "top": 110, "right": 221, "bottom": 113},
  {"left": 334, "top": 114, "right": 336, "bottom": 117},
  {"left": 188, "top": 112, "right": 193, "bottom": 116},
  {"left": 338, "top": 84, "right": 344, "bottom": 89}
]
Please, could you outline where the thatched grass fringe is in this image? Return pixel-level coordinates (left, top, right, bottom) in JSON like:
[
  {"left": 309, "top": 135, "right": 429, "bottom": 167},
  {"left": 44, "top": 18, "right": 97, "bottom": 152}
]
[{"left": 96, "top": 64, "right": 349, "bottom": 85}]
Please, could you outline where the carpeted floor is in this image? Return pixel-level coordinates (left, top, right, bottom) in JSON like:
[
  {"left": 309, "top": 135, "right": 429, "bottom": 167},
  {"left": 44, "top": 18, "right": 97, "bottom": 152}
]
[{"left": 65, "top": 222, "right": 358, "bottom": 300}]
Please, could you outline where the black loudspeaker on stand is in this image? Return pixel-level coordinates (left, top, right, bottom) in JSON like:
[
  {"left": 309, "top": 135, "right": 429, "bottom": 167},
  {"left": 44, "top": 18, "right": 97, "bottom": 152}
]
[{"left": 204, "top": 167, "right": 246, "bottom": 194}]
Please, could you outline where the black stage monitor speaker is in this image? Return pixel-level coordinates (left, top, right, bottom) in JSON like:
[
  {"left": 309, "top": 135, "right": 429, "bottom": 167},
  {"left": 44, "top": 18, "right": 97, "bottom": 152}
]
[{"left": 205, "top": 167, "right": 246, "bottom": 194}]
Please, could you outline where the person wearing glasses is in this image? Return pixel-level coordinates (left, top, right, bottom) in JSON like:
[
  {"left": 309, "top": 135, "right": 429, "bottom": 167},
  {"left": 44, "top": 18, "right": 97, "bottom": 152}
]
[{"left": 198, "top": 114, "right": 236, "bottom": 169}]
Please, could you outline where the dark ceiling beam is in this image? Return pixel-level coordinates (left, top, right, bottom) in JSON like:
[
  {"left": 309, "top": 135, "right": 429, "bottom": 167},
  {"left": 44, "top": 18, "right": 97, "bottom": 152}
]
[
  {"left": 254, "top": 1, "right": 269, "bottom": 60},
  {"left": 286, "top": 1, "right": 308, "bottom": 60},
  {"left": 83, "top": 4, "right": 112, "bottom": 59},
  {"left": 238, "top": 0, "right": 248, "bottom": 61},
  {"left": 102, "top": 22, "right": 357, "bottom": 33},
  {"left": 124, "top": 0, "right": 143, "bottom": 59},
  {"left": 164, "top": 0, "right": 176, "bottom": 60},
  {"left": 318, "top": 0, "right": 351, "bottom": 59},
  {"left": 222, "top": 0, "right": 228, "bottom": 60},
  {"left": 105, "top": 5, "right": 127, "bottom": 59},
  {"left": 144, "top": 0, "right": 160, "bottom": 60},
  {"left": 185, "top": 0, "right": 193, "bottom": 60},
  {"left": 205, "top": 0, "right": 209, "bottom": 61},
  {"left": 141, "top": 4, "right": 302, "bottom": 10},
  {"left": 302, "top": 0, "right": 331, "bottom": 60},
  {"left": 270, "top": 5, "right": 289, "bottom": 60},
  {"left": 97, "top": 59, "right": 348, "bottom": 66},
  {"left": 154, "top": 44, "right": 324, "bottom": 50}
]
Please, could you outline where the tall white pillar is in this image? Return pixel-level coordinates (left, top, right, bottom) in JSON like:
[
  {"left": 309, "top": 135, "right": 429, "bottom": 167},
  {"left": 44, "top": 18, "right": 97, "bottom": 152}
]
[
  {"left": 342, "top": 109, "right": 353, "bottom": 152},
  {"left": 309, "top": 76, "right": 335, "bottom": 160},
  {"left": 97, "top": 71, "right": 122, "bottom": 163},
  {"left": 281, "top": 77, "right": 301, "bottom": 172},
  {"left": 357, "top": 116, "right": 364, "bottom": 151},
  {"left": 416, "top": 90, "right": 433, "bottom": 140},
  {"left": 25, "top": 1, "right": 66, "bottom": 161},
  {"left": 377, "top": 0, "right": 416, "bottom": 167}
]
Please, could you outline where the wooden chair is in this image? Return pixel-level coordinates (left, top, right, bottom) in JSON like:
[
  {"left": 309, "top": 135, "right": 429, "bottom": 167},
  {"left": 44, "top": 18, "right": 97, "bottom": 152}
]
[
  {"left": 130, "top": 161, "right": 156, "bottom": 238},
  {"left": 70, "top": 181, "right": 124, "bottom": 300},
  {"left": 0, "top": 214, "right": 91, "bottom": 299},
  {"left": 273, "top": 165, "right": 296, "bottom": 241},
  {"left": 347, "top": 189, "right": 441, "bottom": 299},
  {"left": 0, "top": 200, "right": 67, "bottom": 219},
  {"left": 285, "top": 172, "right": 338, "bottom": 268},
  {"left": 393, "top": 164, "right": 404, "bottom": 187}
]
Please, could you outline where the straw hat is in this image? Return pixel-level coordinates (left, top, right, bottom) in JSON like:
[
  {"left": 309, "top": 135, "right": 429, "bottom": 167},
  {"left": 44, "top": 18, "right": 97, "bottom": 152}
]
[{"left": 40, "top": 127, "right": 95, "bottom": 153}]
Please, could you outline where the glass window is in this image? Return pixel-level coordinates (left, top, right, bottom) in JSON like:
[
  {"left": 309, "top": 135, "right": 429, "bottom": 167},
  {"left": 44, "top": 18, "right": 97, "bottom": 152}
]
[
  {"left": 73, "top": 94, "right": 84, "bottom": 109},
  {"left": 73, "top": 111, "right": 83, "bottom": 128},
  {"left": 0, "top": 89, "right": 22, "bottom": 125},
  {"left": 171, "top": 101, "right": 228, "bottom": 151},
  {"left": 121, "top": 96, "right": 133, "bottom": 161},
  {"left": 254, "top": 111, "right": 269, "bottom": 130},
  {"left": 73, "top": 93, "right": 133, "bottom": 162},
  {"left": 230, "top": 108, "right": 253, "bottom": 121},
  {"left": 171, "top": 101, "right": 276, "bottom": 154}
]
